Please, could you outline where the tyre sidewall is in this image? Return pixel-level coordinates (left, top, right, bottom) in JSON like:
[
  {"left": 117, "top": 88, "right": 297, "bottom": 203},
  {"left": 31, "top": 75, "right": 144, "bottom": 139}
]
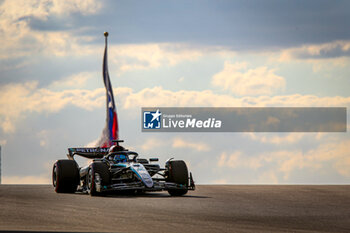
[
  {"left": 166, "top": 160, "right": 189, "bottom": 196},
  {"left": 52, "top": 160, "right": 79, "bottom": 193},
  {"left": 88, "top": 166, "right": 97, "bottom": 196}
]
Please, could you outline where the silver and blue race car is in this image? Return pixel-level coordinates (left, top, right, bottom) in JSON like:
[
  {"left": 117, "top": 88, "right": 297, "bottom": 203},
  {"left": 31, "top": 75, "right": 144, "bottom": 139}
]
[{"left": 52, "top": 140, "right": 195, "bottom": 196}]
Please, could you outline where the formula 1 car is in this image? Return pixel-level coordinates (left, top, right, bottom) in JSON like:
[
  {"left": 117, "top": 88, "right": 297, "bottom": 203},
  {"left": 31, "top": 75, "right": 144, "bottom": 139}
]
[{"left": 52, "top": 140, "right": 195, "bottom": 196}]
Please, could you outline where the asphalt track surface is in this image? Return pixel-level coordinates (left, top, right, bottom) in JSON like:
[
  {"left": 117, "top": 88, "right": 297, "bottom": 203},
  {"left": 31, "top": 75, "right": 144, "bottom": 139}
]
[{"left": 1, "top": 185, "right": 350, "bottom": 233}]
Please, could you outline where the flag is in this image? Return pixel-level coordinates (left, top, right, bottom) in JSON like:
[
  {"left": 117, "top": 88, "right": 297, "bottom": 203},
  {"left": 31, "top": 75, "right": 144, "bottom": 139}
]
[{"left": 96, "top": 33, "right": 119, "bottom": 147}]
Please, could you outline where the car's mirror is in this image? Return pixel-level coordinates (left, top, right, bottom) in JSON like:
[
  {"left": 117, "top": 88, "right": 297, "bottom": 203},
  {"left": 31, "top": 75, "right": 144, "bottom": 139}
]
[{"left": 149, "top": 158, "right": 159, "bottom": 162}]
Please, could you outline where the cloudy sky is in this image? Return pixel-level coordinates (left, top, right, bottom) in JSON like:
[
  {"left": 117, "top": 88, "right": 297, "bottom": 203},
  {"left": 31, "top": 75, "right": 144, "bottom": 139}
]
[{"left": 0, "top": 0, "right": 349, "bottom": 184}]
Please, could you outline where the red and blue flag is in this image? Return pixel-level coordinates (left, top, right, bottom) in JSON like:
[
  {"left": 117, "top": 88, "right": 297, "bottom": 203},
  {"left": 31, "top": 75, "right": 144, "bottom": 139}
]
[{"left": 96, "top": 33, "right": 119, "bottom": 147}]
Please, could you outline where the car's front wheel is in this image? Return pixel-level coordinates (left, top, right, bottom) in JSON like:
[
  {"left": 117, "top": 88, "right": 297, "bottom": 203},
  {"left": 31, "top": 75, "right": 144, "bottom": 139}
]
[
  {"left": 166, "top": 160, "right": 189, "bottom": 196},
  {"left": 87, "top": 162, "right": 110, "bottom": 196}
]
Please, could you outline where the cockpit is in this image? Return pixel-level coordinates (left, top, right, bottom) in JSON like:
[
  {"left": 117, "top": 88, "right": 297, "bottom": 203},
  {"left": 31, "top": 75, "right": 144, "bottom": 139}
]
[
  {"left": 106, "top": 151, "right": 138, "bottom": 164},
  {"left": 113, "top": 154, "right": 128, "bottom": 163}
]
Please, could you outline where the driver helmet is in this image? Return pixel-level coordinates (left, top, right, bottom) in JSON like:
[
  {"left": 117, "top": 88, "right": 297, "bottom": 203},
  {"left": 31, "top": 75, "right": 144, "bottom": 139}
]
[
  {"left": 109, "top": 145, "right": 125, "bottom": 153},
  {"left": 114, "top": 154, "right": 127, "bottom": 163}
]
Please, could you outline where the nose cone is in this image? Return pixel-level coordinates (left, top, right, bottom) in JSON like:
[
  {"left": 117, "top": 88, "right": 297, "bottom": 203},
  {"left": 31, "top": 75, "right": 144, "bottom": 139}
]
[{"left": 131, "top": 164, "right": 154, "bottom": 188}]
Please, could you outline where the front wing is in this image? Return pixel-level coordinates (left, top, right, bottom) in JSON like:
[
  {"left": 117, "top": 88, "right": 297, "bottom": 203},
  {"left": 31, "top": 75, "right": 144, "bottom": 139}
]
[{"left": 94, "top": 177, "right": 195, "bottom": 193}]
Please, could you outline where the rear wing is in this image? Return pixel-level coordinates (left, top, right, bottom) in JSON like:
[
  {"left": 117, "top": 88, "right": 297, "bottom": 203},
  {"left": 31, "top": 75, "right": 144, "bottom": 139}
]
[{"left": 67, "top": 147, "right": 109, "bottom": 160}]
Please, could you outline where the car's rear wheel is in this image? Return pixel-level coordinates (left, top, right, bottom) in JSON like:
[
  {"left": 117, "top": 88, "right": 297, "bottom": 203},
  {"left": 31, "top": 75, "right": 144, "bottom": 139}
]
[
  {"left": 52, "top": 160, "right": 79, "bottom": 193},
  {"left": 166, "top": 160, "right": 189, "bottom": 196},
  {"left": 87, "top": 162, "right": 110, "bottom": 196}
]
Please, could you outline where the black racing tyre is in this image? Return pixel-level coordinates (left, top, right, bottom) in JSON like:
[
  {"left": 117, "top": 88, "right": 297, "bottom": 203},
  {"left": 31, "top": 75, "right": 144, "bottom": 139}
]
[
  {"left": 166, "top": 160, "right": 189, "bottom": 196},
  {"left": 52, "top": 160, "right": 79, "bottom": 193},
  {"left": 88, "top": 162, "right": 110, "bottom": 196}
]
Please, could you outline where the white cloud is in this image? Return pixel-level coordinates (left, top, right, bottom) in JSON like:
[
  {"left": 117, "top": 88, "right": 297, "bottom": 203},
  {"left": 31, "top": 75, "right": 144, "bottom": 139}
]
[
  {"left": 49, "top": 72, "right": 97, "bottom": 90},
  {"left": 218, "top": 151, "right": 261, "bottom": 170},
  {"left": 279, "top": 40, "right": 350, "bottom": 61},
  {"left": 0, "top": 1, "right": 234, "bottom": 71},
  {"left": 245, "top": 132, "right": 333, "bottom": 145},
  {"left": 108, "top": 44, "right": 239, "bottom": 74},
  {"left": 172, "top": 137, "right": 210, "bottom": 152},
  {"left": 0, "top": 81, "right": 106, "bottom": 133},
  {"left": 49, "top": 0, "right": 102, "bottom": 16},
  {"left": 122, "top": 87, "right": 241, "bottom": 108},
  {"left": 217, "top": 150, "right": 309, "bottom": 181},
  {"left": 246, "top": 133, "right": 306, "bottom": 144},
  {"left": 277, "top": 40, "right": 350, "bottom": 73},
  {"left": 138, "top": 136, "right": 210, "bottom": 153},
  {"left": 1, "top": 82, "right": 349, "bottom": 134},
  {"left": 109, "top": 44, "right": 238, "bottom": 73},
  {"left": 0, "top": 0, "right": 226, "bottom": 70},
  {"left": 140, "top": 138, "right": 164, "bottom": 151},
  {"left": 0, "top": 78, "right": 135, "bottom": 133},
  {"left": 307, "top": 140, "right": 350, "bottom": 177},
  {"left": 0, "top": 0, "right": 101, "bottom": 59},
  {"left": 254, "top": 170, "right": 279, "bottom": 184},
  {"left": 217, "top": 139, "right": 350, "bottom": 182},
  {"left": 110, "top": 43, "right": 203, "bottom": 72},
  {"left": 0, "top": 117, "right": 16, "bottom": 134},
  {"left": 1, "top": 0, "right": 101, "bottom": 22},
  {"left": 309, "top": 57, "right": 349, "bottom": 73},
  {"left": 217, "top": 151, "right": 241, "bottom": 168},
  {"left": 121, "top": 86, "right": 350, "bottom": 109},
  {"left": 212, "top": 61, "right": 285, "bottom": 96}
]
